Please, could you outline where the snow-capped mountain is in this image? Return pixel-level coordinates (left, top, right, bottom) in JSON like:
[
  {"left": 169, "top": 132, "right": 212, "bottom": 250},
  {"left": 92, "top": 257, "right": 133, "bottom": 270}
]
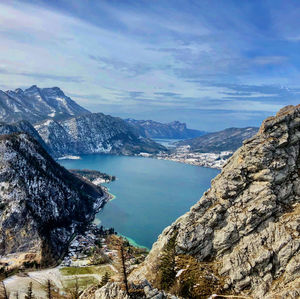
[
  {"left": 35, "top": 113, "right": 167, "bottom": 157},
  {"left": 0, "top": 133, "right": 106, "bottom": 268},
  {"left": 0, "top": 85, "right": 89, "bottom": 123}
]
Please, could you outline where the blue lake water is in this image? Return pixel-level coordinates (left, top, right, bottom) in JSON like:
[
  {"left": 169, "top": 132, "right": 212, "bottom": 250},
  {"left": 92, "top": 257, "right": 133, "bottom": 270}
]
[{"left": 59, "top": 155, "right": 219, "bottom": 249}]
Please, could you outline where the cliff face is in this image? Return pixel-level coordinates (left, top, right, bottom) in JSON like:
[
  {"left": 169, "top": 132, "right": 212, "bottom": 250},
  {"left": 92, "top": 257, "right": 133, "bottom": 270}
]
[
  {"left": 0, "top": 133, "right": 106, "bottom": 269},
  {"left": 35, "top": 113, "right": 167, "bottom": 157},
  {"left": 131, "top": 105, "right": 300, "bottom": 298}
]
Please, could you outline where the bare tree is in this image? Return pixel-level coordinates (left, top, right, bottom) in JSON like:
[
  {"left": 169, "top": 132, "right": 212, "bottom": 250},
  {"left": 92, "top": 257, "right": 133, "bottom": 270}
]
[
  {"left": 69, "top": 277, "right": 80, "bottom": 299},
  {"left": 118, "top": 243, "right": 129, "bottom": 296},
  {"left": 25, "top": 282, "right": 34, "bottom": 299},
  {"left": 46, "top": 279, "right": 53, "bottom": 299},
  {"left": 0, "top": 281, "right": 9, "bottom": 299}
]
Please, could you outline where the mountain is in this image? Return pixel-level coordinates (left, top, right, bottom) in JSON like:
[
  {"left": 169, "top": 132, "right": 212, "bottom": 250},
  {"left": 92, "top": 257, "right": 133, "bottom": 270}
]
[
  {"left": 0, "top": 120, "right": 51, "bottom": 154},
  {"left": 176, "top": 127, "right": 259, "bottom": 153},
  {"left": 130, "top": 105, "right": 300, "bottom": 298},
  {"left": 0, "top": 133, "right": 106, "bottom": 269},
  {"left": 0, "top": 85, "right": 89, "bottom": 123},
  {"left": 35, "top": 113, "right": 167, "bottom": 157},
  {"left": 126, "top": 119, "right": 206, "bottom": 139}
]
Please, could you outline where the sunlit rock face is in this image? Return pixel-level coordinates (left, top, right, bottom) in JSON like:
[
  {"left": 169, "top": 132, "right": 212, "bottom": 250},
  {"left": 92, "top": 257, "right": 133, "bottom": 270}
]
[
  {"left": 0, "top": 133, "right": 105, "bottom": 269},
  {"left": 131, "top": 105, "right": 300, "bottom": 298}
]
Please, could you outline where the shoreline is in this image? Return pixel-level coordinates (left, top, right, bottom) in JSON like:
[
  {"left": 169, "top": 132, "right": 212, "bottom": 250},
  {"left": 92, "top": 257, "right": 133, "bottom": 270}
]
[{"left": 119, "top": 234, "right": 149, "bottom": 251}]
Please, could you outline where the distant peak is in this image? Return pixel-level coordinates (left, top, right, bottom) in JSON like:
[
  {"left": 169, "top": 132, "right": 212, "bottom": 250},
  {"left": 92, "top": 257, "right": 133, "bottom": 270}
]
[
  {"left": 15, "top": 88, "right": 23, "bottom": 93},
  {"left": 27, "top": 85, "right": 39, "bottom": 91}
]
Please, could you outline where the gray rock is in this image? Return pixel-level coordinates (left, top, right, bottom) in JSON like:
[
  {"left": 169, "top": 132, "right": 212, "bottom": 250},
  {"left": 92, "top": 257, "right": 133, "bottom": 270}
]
[{"left": 131, "top": 105, "right": 300, "bottom": 298}]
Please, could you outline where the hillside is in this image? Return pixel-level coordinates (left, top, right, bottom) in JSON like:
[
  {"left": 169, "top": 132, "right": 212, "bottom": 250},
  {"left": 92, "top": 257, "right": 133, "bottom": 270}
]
[
  {"left": 126, "top": 119, "right": 205, "bottom": 139},
  {"left": 176, "top": 127, "right": 259, "bottom": 153},
  {"left": 0, "top": 120, "right": 51, "bottom": 154},
  {"left": 0, "top": 85, "right": 89, "bottom": 123},
  {"left": 0, "top": 133, "right": 106, "bottom": 270},
  {"left": 35, "top": 113, "right": 167, "bottom": 157},
  {"left": 128, "top": 105, "right": 300, "bottom": 298}
]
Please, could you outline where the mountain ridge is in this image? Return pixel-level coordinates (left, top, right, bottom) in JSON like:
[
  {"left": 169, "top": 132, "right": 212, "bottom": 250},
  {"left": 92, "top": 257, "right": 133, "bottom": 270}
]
[
  {"left": 0, "top": 85, "right": 89, "bottom": 123},
  {"left": 175, "top": 126, "right": 259, "bottom": 153},
  {"left": 126, "top": 118, "right": 206, "bottom": 139},
  {"left": 35, "top": 113, "right": 167, "bottom": 157}
]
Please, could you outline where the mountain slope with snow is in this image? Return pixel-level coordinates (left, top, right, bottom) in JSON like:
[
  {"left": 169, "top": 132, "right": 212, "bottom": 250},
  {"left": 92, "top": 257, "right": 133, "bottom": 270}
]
[
  {"left": 35, "top": 113, "right": 167, "bottom": 157},
  {"left": 0, "top": 133, "right": 106, "bottom": 269},
  {"left": 0, "top": 85, "right": 89, "bottom": 123}
]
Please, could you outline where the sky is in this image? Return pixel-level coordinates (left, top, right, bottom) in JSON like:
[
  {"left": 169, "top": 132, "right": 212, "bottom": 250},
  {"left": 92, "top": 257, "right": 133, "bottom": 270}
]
[{"left": 1, "top": 0, "right": 300, "bottom": 131}]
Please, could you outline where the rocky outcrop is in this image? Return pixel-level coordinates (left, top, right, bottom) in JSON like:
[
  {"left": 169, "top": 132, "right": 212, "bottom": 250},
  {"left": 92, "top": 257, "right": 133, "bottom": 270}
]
[
  {"left": 35, "top": 113, "right": 167, "bottom": 157},
  {"left": 176, "top": 127, "right": 258, "bottom": 153},
  {"left": 0, "top": 133, "right": 106, "bottom": 269},
  {"left": 131, "top": 105, "right": 300, "bottom": 298},
  {"left": 126, "top": 119, "right": 205, "bottom": 139},
  {"left": 0, "top": 85, "right": 89, "bottom": 123},
  {"left": 81, "top": 282, "right": 179, "bottom": 299}
]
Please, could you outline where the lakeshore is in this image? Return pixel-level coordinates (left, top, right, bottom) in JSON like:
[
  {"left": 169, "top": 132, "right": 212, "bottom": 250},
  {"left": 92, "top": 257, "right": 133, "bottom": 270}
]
[{"left": 59, "top": 153, "right": 219, "bottom": 249}]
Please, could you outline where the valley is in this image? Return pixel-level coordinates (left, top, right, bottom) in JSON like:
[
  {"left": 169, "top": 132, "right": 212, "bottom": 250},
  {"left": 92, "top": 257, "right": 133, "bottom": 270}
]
[{"left": 0, "top": 85, "right": 298, "bottom": 298}]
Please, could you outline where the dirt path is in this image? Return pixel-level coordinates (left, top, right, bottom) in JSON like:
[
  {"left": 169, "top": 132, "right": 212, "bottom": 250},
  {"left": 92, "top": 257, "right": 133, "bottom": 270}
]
[{"left": 3, "top": 264, "right": 116, "bottom": 299}]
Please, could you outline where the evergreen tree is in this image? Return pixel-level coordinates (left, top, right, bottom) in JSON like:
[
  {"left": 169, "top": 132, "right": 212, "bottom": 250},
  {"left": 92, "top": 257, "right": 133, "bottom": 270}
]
[
  {"left": 99, "top": 271, "right": 110, "bottom": 287},
  {"left": 158, "top": 234, "right": 177, "bottom": 290}
]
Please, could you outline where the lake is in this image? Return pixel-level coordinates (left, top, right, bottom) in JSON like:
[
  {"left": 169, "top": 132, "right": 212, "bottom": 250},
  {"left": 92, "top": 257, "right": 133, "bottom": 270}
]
[{"left": 59, "top": 154, "right": 219, "bottom": 249}]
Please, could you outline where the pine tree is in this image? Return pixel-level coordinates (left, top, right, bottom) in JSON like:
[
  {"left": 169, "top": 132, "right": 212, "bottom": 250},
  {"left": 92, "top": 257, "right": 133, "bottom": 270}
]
[
  {"left": 99, "top": 271, "right": 110, "bottom": 287},
  {"left": 158, "top": 234, "right": 177, "bottom": 290}
]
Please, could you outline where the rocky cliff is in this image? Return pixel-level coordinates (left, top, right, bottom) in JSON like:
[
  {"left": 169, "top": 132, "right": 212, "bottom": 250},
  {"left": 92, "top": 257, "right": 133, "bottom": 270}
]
[
  {"left": 0, "top": 133, "right": 106, "bottom": 269},
  {"left": 126, "top": 119, "right": 205, "bottom": 139},
  {"left": 0, "top": 85, "right": 89, "bottom": 123},
  {"left": 35, "top": 113, "right": 167, "bottom": 157},
  {"left": 130, "top": 105, "right": 300, "bottom": 298}
]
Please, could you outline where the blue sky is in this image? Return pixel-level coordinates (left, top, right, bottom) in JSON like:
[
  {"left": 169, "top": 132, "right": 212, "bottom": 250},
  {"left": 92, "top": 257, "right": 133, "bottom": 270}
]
[{"left": 1, "top": 0, "right": 300, "bottom": 130}]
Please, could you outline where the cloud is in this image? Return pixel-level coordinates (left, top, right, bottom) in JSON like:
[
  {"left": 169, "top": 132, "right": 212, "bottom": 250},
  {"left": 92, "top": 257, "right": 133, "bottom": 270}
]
[
  {"left": 154, "top": 92, "right": 181, "bottom": 97},
  {"left": 19, "top": 72, "right": 84, "bottom": 83},
  {"left": 252, "top": 56, "right": 288, "bottom": 65},
  {"left": 0, "top": 0, "right": 300, "bottom": 130}
]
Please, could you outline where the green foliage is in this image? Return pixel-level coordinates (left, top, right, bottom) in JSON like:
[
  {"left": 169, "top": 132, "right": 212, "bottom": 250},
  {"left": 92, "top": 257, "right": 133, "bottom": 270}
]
[
  {"left": 157, "top": 233, "right": 177, "bottom": 290},
  {"left": 157, "top": 232, "right": 224, "bottom": 298},
  {"left": 99, "top": 271, "right": 111, "bottom": 287},
  {"left": 60, "top": 266, "right": 113, "bottom": 276}
]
